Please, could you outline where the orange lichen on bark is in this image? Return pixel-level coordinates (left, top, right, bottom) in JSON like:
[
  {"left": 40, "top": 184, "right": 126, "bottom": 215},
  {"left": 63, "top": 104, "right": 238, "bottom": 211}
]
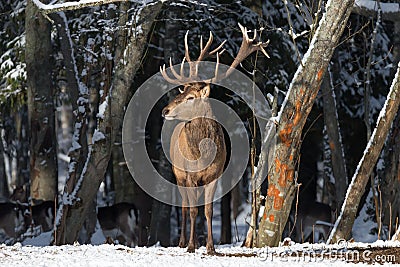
[
  {"left": 279, "top": 127, "right": 293, "bottom": 147},
  {"left": 293, "top": 101, "right": 302, "bottom": 126},
  {"left": 278, "top": 97, "right": 302, "bottom": 147},
  {"left": 329, "top": 141, "right": 335, "bottom": 151},
  {"left": 269, "top": 214, "right": 275, "bottom": 222},
  {"left": 267, "top": 182, "right": 285, "bottom": 210},
  {"left": 273, "top": 195, "right": 284, "bottom": 210},
  {"left": 278, "top": 163, "right": 289, "bottom": 187},
  {"left": 317, "top": 68, "right": 324, "bottom": 81},
  {"left": 275, "top": 158, "right": 294, "bottom": 187},
  {"left": 267, "top": 184, "right": 280, "bottom": 198}
]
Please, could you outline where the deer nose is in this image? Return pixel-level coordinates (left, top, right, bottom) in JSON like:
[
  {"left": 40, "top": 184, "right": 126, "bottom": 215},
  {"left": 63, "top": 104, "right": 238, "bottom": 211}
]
[{"left": 162, "top": 108, "right": 170, "bottom": 117}]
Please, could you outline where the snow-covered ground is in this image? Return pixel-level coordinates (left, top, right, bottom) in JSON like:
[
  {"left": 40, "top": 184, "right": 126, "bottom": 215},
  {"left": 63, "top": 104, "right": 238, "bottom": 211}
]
[
  {"left": 2, "top": 190, "right": 397, "bottom": 266},
  {"left": 1, "top": 240, "right": 399, "bottom": 266}
]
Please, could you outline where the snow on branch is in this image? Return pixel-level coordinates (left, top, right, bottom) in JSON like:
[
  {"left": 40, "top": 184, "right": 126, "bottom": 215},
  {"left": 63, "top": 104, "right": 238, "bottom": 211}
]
[
  {"left": 32, "top": 0, "right": 133, "bottom": 14},
  {"left": 353, "top": 0, "right": 400, "bottom": 21}
]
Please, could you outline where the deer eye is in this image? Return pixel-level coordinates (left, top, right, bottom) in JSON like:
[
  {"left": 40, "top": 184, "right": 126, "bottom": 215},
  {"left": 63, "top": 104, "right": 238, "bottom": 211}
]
[{"left": 187, "top": 96, "right": 194, "bottom": 101}]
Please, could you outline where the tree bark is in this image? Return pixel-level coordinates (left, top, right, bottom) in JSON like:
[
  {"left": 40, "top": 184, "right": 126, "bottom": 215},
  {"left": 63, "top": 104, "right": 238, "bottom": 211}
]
[
  {"left": 54, "top": 2, "right": 162, "bottom": 245},
  {"left": 382, "top": 20, "right": 400, "bottom": 239},
  {"left": 26, "top": 0, "right": 58, "bottom": 204},
  {"left": 382, "top": 112, "right": 400, "bottom": 238},
  {"left": 328, "top": 62, "right": 400, "bottom": 244},
  {"left": 321, "top": 72, "right": 348, "bottom": 209},
  {"left": 257, "top": 0, "right": 356, "bottom": 247},
  {"left": 221, "top": 191, "right": 232, "bottom": 244},
  {"left": 0, "top": 138, "right": 9, "bottom": 198}
]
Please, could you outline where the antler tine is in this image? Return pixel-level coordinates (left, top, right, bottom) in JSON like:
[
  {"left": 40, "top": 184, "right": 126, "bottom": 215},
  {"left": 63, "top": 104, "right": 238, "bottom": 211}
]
[
  {"left": 239, "top": 23, "right": 249, "bottom": 41},
  {"left": 209, "top": 40, "right": 227, "bottom": 55},
  {"left": 214, "top": 52, "right": 220, "bottom": 80},
  {"left": 217, "top": 23, "right": 270, "bottom": 79},
  {"left": 160, "top": 64, "right": 182, "bottom": 85},
  {"left": 169, "top": 58, "right": 184, "bottom": 80},
  {"left": 180, "top": 57, "right": 186, "bottom": 77},
  {"left": 184, "top": 30, "right": 191, "bottom": 63},
  {"left": 197, "top": 31, "right": 214, "bottom": 61}
]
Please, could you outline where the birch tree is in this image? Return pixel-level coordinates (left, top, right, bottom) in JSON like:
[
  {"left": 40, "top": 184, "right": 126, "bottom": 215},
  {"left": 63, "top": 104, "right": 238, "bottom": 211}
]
[{"left": 256, "top": 0, "right": 357, "bottom": 247}]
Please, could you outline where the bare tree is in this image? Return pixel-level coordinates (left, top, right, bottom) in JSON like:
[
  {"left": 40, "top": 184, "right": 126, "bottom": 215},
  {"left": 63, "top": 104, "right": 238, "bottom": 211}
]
[
  {"left": 26, "top": 0, "right": 58, "bottom": 204},
  {"left": 256, "top": 0, "right": 357, "bottom": 247},
  {"left": 53, "top": 1, "right": 163, "bottom": 244},
  {"left": 328, "top": 62, "right": 400, "bottom": 243},
  {"left": 321, "top": 71, "right": 348, "bottom": 209}
]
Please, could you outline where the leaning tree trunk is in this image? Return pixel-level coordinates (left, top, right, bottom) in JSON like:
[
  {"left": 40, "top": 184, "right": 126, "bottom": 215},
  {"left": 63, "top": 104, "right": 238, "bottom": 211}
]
[
  {"left": 328, "top": 63, "right": 400, "bottom": 244},
  {"left": 256, "top": 0, "right": 356, "bottom": 247},
  {"left": 382, "top": 19, "right": 400, "bottom": 239},
  {"left": 382, "top": 112, "right": 400, "bottom": 238},
  {"left": 54, "top": 2, "right": 163, "bottom": 245},
  {"left": 26, "top": 0, "right": 58, "bottom": 204},
  {"left": 321, "top": 72, "right": 348, "bottom": 209}
]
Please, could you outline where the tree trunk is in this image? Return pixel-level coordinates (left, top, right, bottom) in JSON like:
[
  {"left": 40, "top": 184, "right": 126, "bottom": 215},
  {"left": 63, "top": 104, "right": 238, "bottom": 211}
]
[
  {"left": 321, "top": 72, "right": 348, "bottom": 209},
  {"left": 26, "top": 0, "right": 58, "bottom": 204},
  {"left": 257, "top": 0, "right": 356, "bottom": 247},
  {"left": 382, "top": 20, "right": 400, "bottom": 239},
  {"left": 328, "top": 62, "right": 400, "bottom": 244},
  {"left": 112, "top": 136, "right": 135, "bottom": 204},
  {"left": 220, "top": 191, "right": 232, "bottom": 244},
  {"left": 382, "top": 112, "right": 400, "bottom": 238},
  {"left": 54, "top": 2, "right": 163, "bottom": 245},
  {"left": 0, "top": 138, "right": 9, "bottom": 198}
]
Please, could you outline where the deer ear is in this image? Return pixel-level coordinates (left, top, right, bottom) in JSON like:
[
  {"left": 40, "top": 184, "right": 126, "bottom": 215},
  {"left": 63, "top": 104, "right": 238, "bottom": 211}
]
[{"left": 200, "top": 84, "right": 210, "bottom": 98}]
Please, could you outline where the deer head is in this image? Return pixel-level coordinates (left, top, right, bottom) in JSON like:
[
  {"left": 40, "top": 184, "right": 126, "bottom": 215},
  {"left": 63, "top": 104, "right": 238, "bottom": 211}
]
[{"left": 161, "top": 23, "right": 269, "bottom": 119}]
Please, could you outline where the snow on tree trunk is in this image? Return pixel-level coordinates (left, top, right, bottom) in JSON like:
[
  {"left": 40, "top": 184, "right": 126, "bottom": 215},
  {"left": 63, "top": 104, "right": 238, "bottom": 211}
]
[
  {"left": 54, "top": 2, "right": 163, "bottom": 245},
  {"left": 256, "top": 0, "right": 356, "bottom": 247},
  {"left": 382, "top": 20, "right": 400, "bottom": 240},
  {"left": 328, "top": 62, "right": 400, "bottom": 244},
  {"left": 26, "top": 0, "right": 58, "bottom": 203}
]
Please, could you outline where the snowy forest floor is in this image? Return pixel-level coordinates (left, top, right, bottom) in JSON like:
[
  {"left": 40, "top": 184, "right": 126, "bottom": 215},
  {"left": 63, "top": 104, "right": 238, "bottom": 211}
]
[
  {"left": 0, "top": 240, "right": 399, "bottom": 266},
  {"left": 2, "top": 193, "right": 399, "bottom": 266}
]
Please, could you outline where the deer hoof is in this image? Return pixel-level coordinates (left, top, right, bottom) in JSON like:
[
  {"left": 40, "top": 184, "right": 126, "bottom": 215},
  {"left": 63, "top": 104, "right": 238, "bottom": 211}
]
[
  {"left": 187, "top": 245, "right": 195, "bottom": 253},
  {"left": 178, "top": 240, "right": 186, "bottom": 248},
  {"left": 206, "top": 245, "right": 215, "bottom": 255}
]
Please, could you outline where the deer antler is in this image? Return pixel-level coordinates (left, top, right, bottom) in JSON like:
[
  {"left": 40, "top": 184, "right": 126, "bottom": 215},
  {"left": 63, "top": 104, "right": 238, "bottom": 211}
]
[
  {"left": 223, "top": 23, "right": 270, "bottom": 79},
  {"left": 160, "top": 23, "right": 269, "bottom": 85}
]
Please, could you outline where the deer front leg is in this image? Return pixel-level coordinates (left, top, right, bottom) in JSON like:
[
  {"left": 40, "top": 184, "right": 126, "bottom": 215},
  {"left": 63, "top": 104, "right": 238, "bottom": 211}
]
[
  {"left": 179, "top": 205, "right": 187, "bottom": 248},
  {"left": 205, "top": 202, "right": 215, "bottom": 255},
  {"left": 205, "top": 181, "right": 217, "bottom": 255},
  {"left": 187, "top": 206, "right": 198, "bottom": 253}
]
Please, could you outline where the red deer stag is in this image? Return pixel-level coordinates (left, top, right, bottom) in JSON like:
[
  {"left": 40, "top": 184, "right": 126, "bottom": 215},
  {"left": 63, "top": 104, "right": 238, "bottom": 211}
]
[{"left": 160, "top": 24, "right": 269, "bottom": 254}]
